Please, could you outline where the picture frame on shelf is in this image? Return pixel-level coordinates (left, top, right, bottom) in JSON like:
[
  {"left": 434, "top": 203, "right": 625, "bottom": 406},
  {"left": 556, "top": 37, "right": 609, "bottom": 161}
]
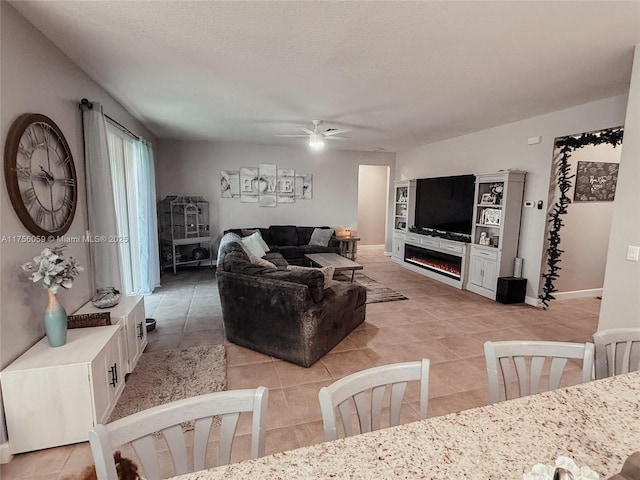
[
  {"left": 483, "top": 208, "right": 501, "bottom": 225},
  {"left": 480, "top": 193, "right": 495, "bottom": 204},
  {"left": 397, "top": 221, "right": 406, "bottom": 229}
]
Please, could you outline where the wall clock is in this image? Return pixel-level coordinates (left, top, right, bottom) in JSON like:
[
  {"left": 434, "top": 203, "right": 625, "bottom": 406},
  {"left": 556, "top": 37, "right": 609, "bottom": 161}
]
[{"left": 4, "top": 113, "right": 77, "bottom": 237}]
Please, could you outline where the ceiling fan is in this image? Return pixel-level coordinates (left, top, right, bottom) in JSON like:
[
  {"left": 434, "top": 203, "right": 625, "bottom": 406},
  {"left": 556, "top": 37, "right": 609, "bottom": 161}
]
[{"left": 275, "top": 120, "right": 350, "bottom": 150}]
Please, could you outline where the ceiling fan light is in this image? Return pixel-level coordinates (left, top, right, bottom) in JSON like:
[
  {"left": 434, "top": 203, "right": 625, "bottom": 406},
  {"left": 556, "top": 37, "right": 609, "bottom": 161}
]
[{"left": 308, "top": 133, "right": 325, "bottom": 150}]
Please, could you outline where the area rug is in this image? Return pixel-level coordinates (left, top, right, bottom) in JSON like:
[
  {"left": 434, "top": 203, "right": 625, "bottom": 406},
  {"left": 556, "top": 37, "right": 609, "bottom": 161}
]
[
  {"left": 109, "top": 344, "right": 227, "bottom": 423},
  {"left": 335, "top": 272, "right": 408, "bottom": 304}
]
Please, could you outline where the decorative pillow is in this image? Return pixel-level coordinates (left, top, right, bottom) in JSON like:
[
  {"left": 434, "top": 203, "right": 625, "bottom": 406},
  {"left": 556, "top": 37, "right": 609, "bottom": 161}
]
[
  {"left": 241, "top": 232, "right": 267, "bottom": 258},
  {"left": 249, "top": 254, "right": 277, "bottom": 271},
  {"left": 309, "top": 228, "right": 334, "bottom": 247},
  {"left": 287, "top": 264, "right": 335, "bottom": 287},
  {"left": 254, "top": 231, "right": 270, "bottom": 252}
]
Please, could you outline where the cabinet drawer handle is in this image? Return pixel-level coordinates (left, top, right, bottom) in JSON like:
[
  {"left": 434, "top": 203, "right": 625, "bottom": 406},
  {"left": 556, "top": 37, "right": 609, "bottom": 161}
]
[
  {"left": 137, "top": 322, "right": 144, "bottom": 339},
  {"left": 109, "top": 363, "right": 118, "bottom": 387}
]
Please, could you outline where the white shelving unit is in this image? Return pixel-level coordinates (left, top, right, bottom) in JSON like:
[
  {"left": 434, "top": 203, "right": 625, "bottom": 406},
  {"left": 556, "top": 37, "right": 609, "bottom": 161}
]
[
  {"left": 466, "top": 171, "right": 526, "bottom": 300},
  {"left": 393, "top": 180, "right": 415, "bottom": 232},
  {"left": 391, "top": 181, "right": 415, "bottom": 263}
]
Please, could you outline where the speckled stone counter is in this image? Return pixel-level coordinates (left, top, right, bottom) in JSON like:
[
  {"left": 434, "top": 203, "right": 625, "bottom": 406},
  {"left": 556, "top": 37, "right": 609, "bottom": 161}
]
[{"left": 171, "top": 371, "right": 640, "bottom": 479}]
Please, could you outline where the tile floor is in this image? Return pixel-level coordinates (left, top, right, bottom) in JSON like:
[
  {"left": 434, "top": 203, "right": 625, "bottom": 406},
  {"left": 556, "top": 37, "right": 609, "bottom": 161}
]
[{"left": 1, "top": 246, "right": 600, "bottom": 479}]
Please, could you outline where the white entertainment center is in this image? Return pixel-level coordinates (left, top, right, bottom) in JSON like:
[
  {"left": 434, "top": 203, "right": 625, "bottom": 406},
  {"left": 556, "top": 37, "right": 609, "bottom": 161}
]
[{"left": 392, "top": 171, "right": 526, "bottom": 300}]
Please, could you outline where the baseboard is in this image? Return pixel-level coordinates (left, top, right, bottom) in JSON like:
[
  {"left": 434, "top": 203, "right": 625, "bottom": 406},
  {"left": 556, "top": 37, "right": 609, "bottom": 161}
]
[
  {"left": 553, "top": 288, "right": 603, "bottom": 300},
  {"left": 358, "top": 244, "right": 385, "bottom": 250},
  {"left": 525, "top": 295, "right": 540, "bottom": 307},
  {"left": 383, "top": 250, "right": 392, "bottom": 257},
  {"left": 0, "top": 442, "right": 13, "bottom": 464}
]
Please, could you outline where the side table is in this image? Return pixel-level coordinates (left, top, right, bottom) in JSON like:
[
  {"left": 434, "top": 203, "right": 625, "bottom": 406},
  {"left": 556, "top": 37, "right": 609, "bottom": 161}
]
[{"left": 335, "top": 236, "right": 360, "bottom": 260}]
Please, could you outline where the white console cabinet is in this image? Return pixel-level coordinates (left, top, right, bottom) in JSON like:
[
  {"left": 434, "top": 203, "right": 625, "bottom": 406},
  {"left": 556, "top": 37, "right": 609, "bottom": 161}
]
[
  {"left": 75, "top": 295, "right": 147, "bottom": 374},
  {"left": 1, "top": 326, "right": 124, "bottom": 453}
]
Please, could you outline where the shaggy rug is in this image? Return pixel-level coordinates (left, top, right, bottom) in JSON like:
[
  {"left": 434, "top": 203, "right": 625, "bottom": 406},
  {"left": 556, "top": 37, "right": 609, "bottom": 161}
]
[
  {"left": 109, "top": 344, "right": 227, "bottom": 423},
  {"left": 335, "top": 272, "right": 408, "bottom": 304}
]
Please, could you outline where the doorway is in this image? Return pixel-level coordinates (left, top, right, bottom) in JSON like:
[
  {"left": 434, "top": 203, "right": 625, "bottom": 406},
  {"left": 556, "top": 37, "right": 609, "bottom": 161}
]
[
  {"left": 357, "top": 165, "right": 389, "bottom": 246},
  {"left": 541, "top": 127, "right": 623, "bottom": 303}
]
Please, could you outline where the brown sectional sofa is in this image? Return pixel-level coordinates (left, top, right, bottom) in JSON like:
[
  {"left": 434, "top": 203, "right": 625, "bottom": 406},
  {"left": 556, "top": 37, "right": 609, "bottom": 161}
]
[
  {"left": 216, "top": 232, "right": 367, "bottom": 367},
  {"left": 224, "top": 225, "right": 340, "bottom": 266}
]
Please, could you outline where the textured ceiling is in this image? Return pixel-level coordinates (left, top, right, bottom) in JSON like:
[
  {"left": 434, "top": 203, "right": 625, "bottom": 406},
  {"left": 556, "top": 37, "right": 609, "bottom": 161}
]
[{"left": 10, "top": 1, "right": 640, "bottom": 152}]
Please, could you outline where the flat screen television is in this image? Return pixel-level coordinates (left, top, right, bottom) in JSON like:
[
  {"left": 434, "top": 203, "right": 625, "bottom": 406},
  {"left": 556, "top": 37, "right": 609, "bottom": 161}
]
[{"left": 414, "top": 174, "right": 475, "bottom": 235}]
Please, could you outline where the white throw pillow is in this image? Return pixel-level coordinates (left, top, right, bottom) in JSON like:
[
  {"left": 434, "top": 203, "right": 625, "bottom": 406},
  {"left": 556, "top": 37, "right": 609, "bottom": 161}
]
[
  {"left": 309, "top": 228, "right": 334, "bottom": 247},
  {"left": 287, "top": 264, "right": 335, "bottom": 287},
  {"left": 243, "top": 230, "right": 270, "bottom": 252},
  {"left": 242, "top": 232, "right": 267, "bottom": 258},
  {"left": 249, "top": 255, "right": 277, "bottom": 271}
]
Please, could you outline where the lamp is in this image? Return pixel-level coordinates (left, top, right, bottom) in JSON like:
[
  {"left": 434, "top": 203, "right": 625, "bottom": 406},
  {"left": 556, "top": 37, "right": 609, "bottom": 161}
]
[{"left": 308, "top": 133, "right": 325, "bottom": 151}]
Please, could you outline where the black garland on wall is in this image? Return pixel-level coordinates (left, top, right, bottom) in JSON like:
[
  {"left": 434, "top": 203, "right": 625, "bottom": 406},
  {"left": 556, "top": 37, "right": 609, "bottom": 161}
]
[{"left": 540, "top": 127, "right": 624, "bottom": 308}]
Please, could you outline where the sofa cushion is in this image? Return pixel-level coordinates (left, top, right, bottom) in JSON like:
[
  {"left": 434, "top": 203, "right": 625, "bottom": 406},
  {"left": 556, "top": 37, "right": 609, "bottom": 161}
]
[
  {"left": 263, "top": 252, "right": 289, "bottom": 269},
  {"left": 296, "top": 227, "right": 316, "bottom": 245},
  {"left": 309, "top": 228, "right": 335, "bottom": 246},
  {"left": 263, "top": 269, "right": 325, "bottom": 302},
  {"left": 217, "top": 232, "right": 248, "bottom": 267},
  {"left": 272, "top": 245, "right": 307, "bottom": 260},
  {"left": 269, "top": 225, "right": 299, "bottom": 246}
]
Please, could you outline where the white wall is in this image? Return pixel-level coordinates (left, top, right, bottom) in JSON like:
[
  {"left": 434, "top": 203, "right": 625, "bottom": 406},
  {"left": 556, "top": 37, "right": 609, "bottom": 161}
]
[
  {"left": 0, "top": 2, "right": 157, "bottom": 368},
  {"left": 599, "top": 44, "right": 640, "bottom": 330},
  {"left": 156, "top": 140, "right": 395, "bottom": 248},
  {"left": 553, "top": 142, "right": 621, "bottom": 294},
  {"left": 357, "top": 165, "right": 389, "bottom": 246},
  {"left": 396, "top": 95, "right": 629, "bottom": 304}
]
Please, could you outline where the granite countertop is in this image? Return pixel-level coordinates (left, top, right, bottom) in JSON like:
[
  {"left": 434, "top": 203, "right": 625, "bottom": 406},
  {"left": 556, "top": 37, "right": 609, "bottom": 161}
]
[{"left": 171, "top": 371, "right": 640, "bottom": 479}]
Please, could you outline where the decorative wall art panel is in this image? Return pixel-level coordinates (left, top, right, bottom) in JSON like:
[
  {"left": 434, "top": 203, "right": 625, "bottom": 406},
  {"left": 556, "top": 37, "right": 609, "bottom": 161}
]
[
  {"left": 240, "top": 167, "right": 259, "bottom": 203},
  {"left": 295, "top": 174, "right": 313, "bottom": 200},
  {"left": 221, "top": 165, "right": 313, "bottom": 207},
  {"left": 220, "top": 170, "right": 240, "bottom": 198},
  {"left": 258, "top": 163, "right": 277, "bottom": 207},
  {"left": 277, "top": 168, "right": 295, "bottom": 204},
  {"left": 574, "top": 161, "right": 619, "bottom": 202}
]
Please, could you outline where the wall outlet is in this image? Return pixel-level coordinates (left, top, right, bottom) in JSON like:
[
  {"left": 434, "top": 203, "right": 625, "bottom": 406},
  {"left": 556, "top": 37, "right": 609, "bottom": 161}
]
[
  {"left": 527, "top": 136, "right": 542, "bottom": 145},
  {"left": 524, "top": 200, "right": 534, "bottom": 208},
  {"left": 627, "top": 245, "right": 640, "bottom": 262}
]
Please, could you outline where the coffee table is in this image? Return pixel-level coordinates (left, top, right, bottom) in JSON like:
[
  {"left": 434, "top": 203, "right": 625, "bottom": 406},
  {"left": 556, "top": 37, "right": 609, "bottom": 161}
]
[{"left": 305, "top": 253, "right": 363, "bottom": 282}]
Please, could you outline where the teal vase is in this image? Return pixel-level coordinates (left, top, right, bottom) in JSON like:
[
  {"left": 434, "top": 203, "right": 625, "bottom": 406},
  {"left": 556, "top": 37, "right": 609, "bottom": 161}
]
[{"left": 44, "top": 289, "right": 67, "bottom": 347}]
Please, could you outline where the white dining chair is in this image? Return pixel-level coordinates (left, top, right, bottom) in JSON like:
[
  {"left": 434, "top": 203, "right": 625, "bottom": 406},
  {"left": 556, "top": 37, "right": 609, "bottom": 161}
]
[
  {"left": 483, "top": 340, "right": 594, "bottom": 404},
  {"left": 593, "top": 328, "right": 640, "bottom": 379},
  {"left": 88, "top": 387, "right": 268, "bottom": 480},
  {"left": 318, "top": 359, "right": 430, "bottom": 442}
]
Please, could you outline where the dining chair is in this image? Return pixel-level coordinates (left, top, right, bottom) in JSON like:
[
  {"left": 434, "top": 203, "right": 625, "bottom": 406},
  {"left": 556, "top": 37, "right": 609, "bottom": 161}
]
[
  {"left": 88, "top": 387, "right": 268, "bottom": 480},
  {"left": 593, "top": 328, "right": 640, "bottom": 379},
  {"left": 483, "top": 340, "right": 594, "bottom": 404},
  {"left": 318, "top": 359, "right": 430, "bottom": 442}
]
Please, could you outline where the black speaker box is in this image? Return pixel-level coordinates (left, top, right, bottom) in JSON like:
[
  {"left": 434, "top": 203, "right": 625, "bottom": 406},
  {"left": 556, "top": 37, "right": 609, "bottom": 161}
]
[{"left": 496, "top": 277, "right": 527, "bottom": 304}]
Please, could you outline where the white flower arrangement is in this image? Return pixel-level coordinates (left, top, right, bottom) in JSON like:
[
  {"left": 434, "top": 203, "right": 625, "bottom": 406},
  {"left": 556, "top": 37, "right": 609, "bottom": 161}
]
[
  {"left": 524, "top": 456, "right": 599, "bottom": 480},
  {"left": 22, "top": 245, "right": 83, "bottom": 293}
]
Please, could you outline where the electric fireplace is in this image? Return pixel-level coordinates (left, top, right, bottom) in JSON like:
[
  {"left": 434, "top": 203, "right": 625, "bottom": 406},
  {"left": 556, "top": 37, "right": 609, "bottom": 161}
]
[{"left": 404, "top": 243, "right": 462, "bottom": 280}]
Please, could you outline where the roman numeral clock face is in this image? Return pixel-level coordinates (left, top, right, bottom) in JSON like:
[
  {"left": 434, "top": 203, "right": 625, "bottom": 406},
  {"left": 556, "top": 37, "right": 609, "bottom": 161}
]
[{"left": 4, "top": 114, "right": 77, "bottom": 237}]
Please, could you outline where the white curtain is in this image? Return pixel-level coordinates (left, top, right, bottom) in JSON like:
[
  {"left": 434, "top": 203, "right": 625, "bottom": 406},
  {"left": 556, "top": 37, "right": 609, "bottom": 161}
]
[
  {"left": 106, "top": 128, "right": 160, "bottom": 295},
  {"left": 82, "top": 103, "right": 122, "bottom": 292},
  {"left": 134, "top": 138, "right": 160, "bottom": 294}
]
